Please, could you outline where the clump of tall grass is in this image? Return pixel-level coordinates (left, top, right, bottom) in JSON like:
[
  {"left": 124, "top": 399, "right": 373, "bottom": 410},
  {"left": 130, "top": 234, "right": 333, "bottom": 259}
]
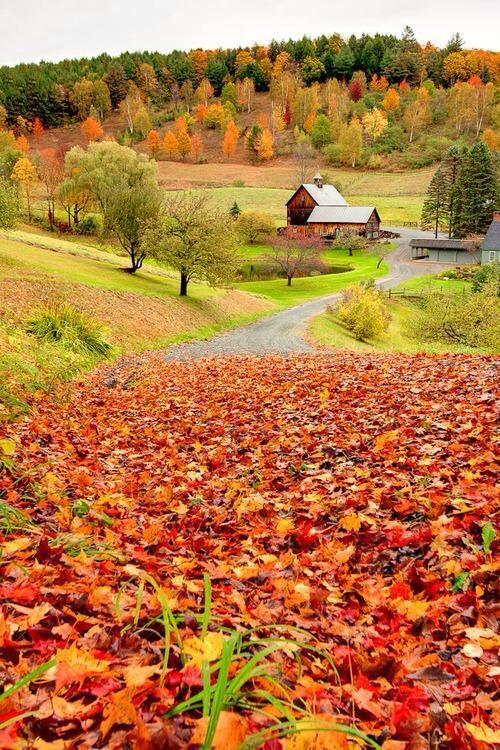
[{"left": 26, "top": 304, "right": 112, "bottom": 357}]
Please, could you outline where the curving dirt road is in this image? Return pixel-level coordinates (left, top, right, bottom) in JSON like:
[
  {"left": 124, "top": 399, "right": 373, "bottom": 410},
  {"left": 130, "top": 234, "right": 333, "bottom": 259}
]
[{"left": 166, "top": 228, "right": 443, "bottom": 359}]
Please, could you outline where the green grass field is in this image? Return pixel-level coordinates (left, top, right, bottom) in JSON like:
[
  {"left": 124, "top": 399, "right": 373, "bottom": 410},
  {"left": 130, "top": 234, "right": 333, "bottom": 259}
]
[
  {"left": 392, "top": 274, "right": 472, "bottom": 294},
  {"left": 167, "top": 187, "right": 423, "bottom": 226}
]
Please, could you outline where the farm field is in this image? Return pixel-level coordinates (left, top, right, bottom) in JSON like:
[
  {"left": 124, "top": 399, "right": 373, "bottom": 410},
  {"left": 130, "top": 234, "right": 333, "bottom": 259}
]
[{"left": 1, "top": 352, "right": 497, "bottom": 748}]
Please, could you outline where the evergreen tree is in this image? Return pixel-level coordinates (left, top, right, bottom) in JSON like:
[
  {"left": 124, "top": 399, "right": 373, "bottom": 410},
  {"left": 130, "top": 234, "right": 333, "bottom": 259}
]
[
  {"left": 230, "top": 201, "right": 241, "bottom": 219},
  {"left": 454, "top": 142, "right": 498, "bottom": 236},
  {"left": 440, "top": 146, "right": 463, "bottom": 237},
  {"left": 421, "top": 167, "right": 449, "bottom": 237}
]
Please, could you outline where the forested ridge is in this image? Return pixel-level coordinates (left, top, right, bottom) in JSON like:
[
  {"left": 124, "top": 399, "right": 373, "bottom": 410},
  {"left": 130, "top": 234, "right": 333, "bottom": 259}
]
[{"left": 1, "top": 28, "right": 498, "bottom": 126}]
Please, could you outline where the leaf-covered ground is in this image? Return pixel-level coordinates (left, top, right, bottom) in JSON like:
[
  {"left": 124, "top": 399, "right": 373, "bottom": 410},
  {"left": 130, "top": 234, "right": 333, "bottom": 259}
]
[{"left": 1, "top": 353, "right": 498, "bottom": 749}]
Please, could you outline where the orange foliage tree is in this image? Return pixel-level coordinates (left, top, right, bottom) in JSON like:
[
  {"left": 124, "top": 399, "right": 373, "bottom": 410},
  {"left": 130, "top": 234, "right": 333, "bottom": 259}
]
[
  {"left": 382, "top": 88, "right": 400, "bottom": 112},
  {"left": 38, "top": 148, "right": 64, "bottom": 227},
  {"left": 177, "top": 129, "right": 191, "bottom": 160},
  {"left": 222, "top": 120, "right": 239, "bottom": 158},
  {"left": 146, "top": 129, "right": 161, "bottom": 158},
  {"left": 163, "top": 131, "right": 179, "bottom": 159},
  {"left": 81, "top": 116, "right": 103, "bottom": 143},
  {"left": 32, "top": 117, "right": 44, "bottom": 143},
  {"left": 190, "top": 133, "right": 204, "bottom": 161},
  {"left": 15, "top": 134, "right": 29, "bottom": 154}
]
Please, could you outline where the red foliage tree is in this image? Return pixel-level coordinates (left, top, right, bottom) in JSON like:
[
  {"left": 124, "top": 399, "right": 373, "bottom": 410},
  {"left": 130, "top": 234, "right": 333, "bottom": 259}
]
[
  {"left": 32, "top": 117, "right": 44, "bottom": 143},
  {"left": 349, "top": 79, "right": 362, "bottom": 102}
]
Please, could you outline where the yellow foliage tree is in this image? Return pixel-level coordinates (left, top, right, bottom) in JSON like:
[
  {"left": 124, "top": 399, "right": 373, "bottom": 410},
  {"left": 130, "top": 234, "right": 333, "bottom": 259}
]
[
  {"left": 11, "top": 156, "right": 37, "bottom": 220},
  {"left": 190, "top": 133, "right": 204, "bottom": 161},
  {"left": 482, "top": 127, "right": 500, "bottom": 151},
  {"left": 176, "top": 129, "right": 192, "bottom": 160},
  {"left": 362, "top": 108, "right": 388, "bottom": 142},
  {"left": 403, "top": 88, "right": 430, "bottom": 143},
  {"left": 338, "top": 117, "right": 363, "bottom": 167},
  {"left": 256, "top": 128, "right": 274, "bottom": 160}
]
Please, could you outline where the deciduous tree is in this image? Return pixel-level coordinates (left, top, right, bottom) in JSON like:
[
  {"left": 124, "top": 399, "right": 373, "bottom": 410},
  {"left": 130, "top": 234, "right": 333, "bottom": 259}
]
[
  {"left": 222, "top": 120, "right": 239, "bottom": 158},
  {"left": 362, "top": 108, "right": 387, "bottom": 142},
  {"left": 66, "top": 142, "right": 162, "bottom": 272},
  {"left": 256, "top": 128, "right": 273, "bottom": 160},
  {"left": 310, "top": 114, "right": 334, "bottom": 148},
  {"left": 338, "top": 117, "right": 362, "bottom": 167},
  {"left": 163, "top": 131, "right": 179, "bottom": 159},
  {"left": 38, "top": 148, "right": 64, "bottom": 228},
  {"left": 11, "top": 156, "right": 37, "bottom": 220},
  {"left": 146, "top": 129, "right": 161, "bottom": 158},
  {"left": 32, "top": 117, "right": 44, "bottom": 143},
  {"left": 0, "top": 178, "right": 19, "bottom": 228},
  {"left": 236, "top": 210, "right": 275, "bottom": 244},
  {"left": 265, "top": 235, "right": 326, "bottom": 286},
  {"left": 142, "top": 193, "right": 238, "bottom": 296},
  {"left": 382, "top": 88, "right": 400, "bottom": 112},
  {"left": 80, "top": 116, "right": 103, "bottom": 143},
  {"left": 190, "top": 133, "right": 204, "bottom": 161}
]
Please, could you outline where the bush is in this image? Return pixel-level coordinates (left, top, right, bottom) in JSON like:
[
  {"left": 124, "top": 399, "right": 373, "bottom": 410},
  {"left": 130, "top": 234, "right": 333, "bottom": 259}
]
[
  {"left": 336, "top": 285, "right": 390, "bottom": 340},
  {"left": 410, "top": 284, "right": 500, "bottom": 350},
  {"left": 374, "top": 125, "right": 406, "bottom": 154},
  {"left": 323, "top": 143, "right": 342, "bottom": 166},
  {"left": 0, "top": 179, "right": 19, "bottom": 228},
  {"left": 472, "top": 262, "right": 500, "bottom": 294},
  {"left": 27, "top": 304, "right": 112, "bottom": 357},
  {"left": 74, "top": 215, "right": 98, "bottom": 235}
]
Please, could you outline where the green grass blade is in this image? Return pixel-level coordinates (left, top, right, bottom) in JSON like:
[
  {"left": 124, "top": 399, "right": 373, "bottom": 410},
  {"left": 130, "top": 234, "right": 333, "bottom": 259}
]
[{"left": 0, "top": 657, "right": 56, "bottom": 704}]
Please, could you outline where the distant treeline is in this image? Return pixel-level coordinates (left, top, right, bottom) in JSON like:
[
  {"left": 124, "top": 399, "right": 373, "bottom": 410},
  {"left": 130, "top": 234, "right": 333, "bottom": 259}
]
[{"left": 0, "top": 28, "right": 498, "bottom": 126}]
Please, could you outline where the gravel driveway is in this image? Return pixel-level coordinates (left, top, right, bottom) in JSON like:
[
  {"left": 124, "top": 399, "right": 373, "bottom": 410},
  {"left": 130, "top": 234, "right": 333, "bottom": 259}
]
[{"left": 166, "top": 228, "right": 444, "bottom": 360}]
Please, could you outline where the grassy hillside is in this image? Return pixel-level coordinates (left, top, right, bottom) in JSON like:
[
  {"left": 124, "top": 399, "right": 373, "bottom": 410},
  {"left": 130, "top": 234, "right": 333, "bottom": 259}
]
[{"left": 0, "top": 232, "right": 272, "bottom": 419}]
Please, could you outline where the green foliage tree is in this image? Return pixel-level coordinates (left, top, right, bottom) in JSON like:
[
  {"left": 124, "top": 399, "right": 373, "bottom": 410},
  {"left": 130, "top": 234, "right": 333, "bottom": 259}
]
[
  {"left": 221, "top": 82, "right": 237, "bottom": 107},
  {"left": 301, "top": 56, "right": 326, "bottom": 84},
  {"left": 310, "top": 114, "right": 334, "bottom": 149},
  {"left": 421, "top": 167, "right": 450, "bottom": 237},
  {"left": 236, "top": 210, "right": 275, "bottom": 244},
  {"left": 0, "top": 178, "right": 19, "bottom": 228},
  {"left": 336, "top": 285, "right": 390, "bottom": 340},
  {"left": 142, "top": 193, "right": 238, "bottom": 296},
  {"left": 66, "top": 142, "right": 161, "bottom": 272},
  {"left": 229, "top": 201, "right": 241, "bottom": 219},
  {"left": 454, "top": 142, "right": 498, "bottom": 236}
]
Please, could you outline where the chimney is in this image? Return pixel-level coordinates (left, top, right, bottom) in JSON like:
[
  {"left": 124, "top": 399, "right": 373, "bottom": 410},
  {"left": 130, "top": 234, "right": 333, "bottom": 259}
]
[
  {"left": 313, "top": 173, "right": 323, "bottom": 189},
  {"left": 493, "top": 211, "right": 500, "bottom": 222}
]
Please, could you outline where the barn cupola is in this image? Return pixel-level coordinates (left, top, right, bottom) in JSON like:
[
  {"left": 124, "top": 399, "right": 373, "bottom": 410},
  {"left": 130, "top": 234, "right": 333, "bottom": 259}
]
[{"left": 313, "top": 173, "right": 323, "bottom": 189}]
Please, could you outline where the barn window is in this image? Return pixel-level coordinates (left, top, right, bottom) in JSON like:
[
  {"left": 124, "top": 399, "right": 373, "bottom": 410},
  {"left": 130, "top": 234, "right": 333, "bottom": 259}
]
[{"left": 489, "top": 250, "right": 496, "bottom": 262}]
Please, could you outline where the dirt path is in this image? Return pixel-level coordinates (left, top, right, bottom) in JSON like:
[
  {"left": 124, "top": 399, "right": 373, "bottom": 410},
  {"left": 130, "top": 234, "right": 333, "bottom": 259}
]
[{"left": 166, "top": 228, "right": 444, "bottom": 360}]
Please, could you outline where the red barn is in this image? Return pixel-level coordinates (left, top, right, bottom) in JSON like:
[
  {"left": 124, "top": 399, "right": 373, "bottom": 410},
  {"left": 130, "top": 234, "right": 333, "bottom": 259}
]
[{"left": 286, "top": 174, "right": 381, "bottom": 239}]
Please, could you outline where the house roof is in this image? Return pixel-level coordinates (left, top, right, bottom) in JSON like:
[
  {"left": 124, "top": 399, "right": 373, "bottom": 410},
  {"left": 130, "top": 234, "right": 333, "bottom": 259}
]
[
  {"left": 307, "top": 205, "right": 378, "bottom": 224},
  {"left": 481, "top": 220, "right": 500, "bottom": 251},
  {"left": 286, "top": 183, "right": 348, "bottom": 207},
  {"left": 410, "top": 239, "right": 477, "bottom": 250}
]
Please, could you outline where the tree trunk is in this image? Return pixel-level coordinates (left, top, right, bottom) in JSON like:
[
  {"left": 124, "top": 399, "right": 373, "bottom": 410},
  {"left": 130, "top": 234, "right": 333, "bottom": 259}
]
[
  {"left": 180, "top": 272, "right": 188, "bottom": 296},
  {"left": 287, "top": 275, "right": 292, "bottom": 286}
]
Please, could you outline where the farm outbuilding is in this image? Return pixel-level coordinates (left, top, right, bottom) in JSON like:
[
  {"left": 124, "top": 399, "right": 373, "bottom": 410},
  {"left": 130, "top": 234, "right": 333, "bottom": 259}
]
[
  {"left": 410, "top": 238, "right": 479, "bottom": 264},
  {"left": 481, "top": 212, "right": 500, "bottom": 263},
  {"left": 286, "top": 175, "right": 381, "bottom": 239}
]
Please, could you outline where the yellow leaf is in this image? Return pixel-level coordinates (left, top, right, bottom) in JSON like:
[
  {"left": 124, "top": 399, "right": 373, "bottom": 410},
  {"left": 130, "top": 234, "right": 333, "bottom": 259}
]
[
  {"left": 319, "top": 388, "right": 330, "bottom": 402},
  {"left": 339, "top": 513, "right": 361, "bottom": 532},
  {"left": 191, "top": 711, "right": 249, "bottom": 749},
  {"left": 464, "top": 721, "right": 500, "bottom": 744},
  {"left": 276, "top": 518, "right": 295, "bottom": 535},
  {"left": 1, "top": 536, "right": 32, "bottom": 557},
  {"left": 373, "top": 430, "right": 398, "bottom": 452},
  {"left": 0, "top": 438, "right": 16, "bottom": 456},
  {"left": 443, "top": 702, "right": 459, "bottom": 716},
  {"left": 122, "top": 662, "right": 160, "bottom": 688},
  {"left": 101, "top": 686, "right": 137, "bottom": 737},
  {"left": 52, "top": 695, "right": 88, "bottom": 719},
  {"left": 183, "top": 631, "right": 224, "bottom": 667},
  {"left": 284, "top": 717, "right": 349, "bottom": 749}
]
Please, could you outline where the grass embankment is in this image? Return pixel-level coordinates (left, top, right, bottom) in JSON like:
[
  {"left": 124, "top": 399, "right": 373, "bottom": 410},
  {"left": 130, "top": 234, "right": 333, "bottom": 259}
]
[
  {"left": 309, "top": 275, "right": 476, "bottom": 354},
  {"left": 0, "top": 233, "right": 272, "bottom": 420}
]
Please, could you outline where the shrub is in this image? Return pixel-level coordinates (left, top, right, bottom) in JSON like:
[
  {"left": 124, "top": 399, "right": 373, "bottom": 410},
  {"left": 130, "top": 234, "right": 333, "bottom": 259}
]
[
  {"left": 323, "top": 143, "right": 342, "bottom": 166},
  {"left": 74, "top": 215, "right": 98, "bottom": 235},
  {"left": 410, "top": 284, "right": 500, "bottom": 349},
  {"left": 374, "top": 125, "right": 406, "bottom": 154},
  {"left": 336, "top": 285, "right": 390, "bottom": 341},
  {"left": 471, "top": 262, "right": 500, "bottom": 294},
  {"left": 0, "top": 179, "right": 19, "bottom": 228},
  {"left": 26, "top": 304, "right": 112, "bottom": 357}
]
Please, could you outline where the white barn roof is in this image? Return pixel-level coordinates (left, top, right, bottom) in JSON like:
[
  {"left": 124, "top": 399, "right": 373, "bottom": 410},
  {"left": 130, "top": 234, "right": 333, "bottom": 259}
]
[
  {"left": 307, "top": 206, "right": 377, "bottom": 224},
  {"left": 301, "top": 183, "right": 348, "bottom": 206}
]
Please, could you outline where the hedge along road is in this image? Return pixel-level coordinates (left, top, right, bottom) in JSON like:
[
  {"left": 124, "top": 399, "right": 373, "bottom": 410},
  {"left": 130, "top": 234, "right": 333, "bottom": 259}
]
[{"left": 165, "top": 228, "right": 446, "bottom": 359}]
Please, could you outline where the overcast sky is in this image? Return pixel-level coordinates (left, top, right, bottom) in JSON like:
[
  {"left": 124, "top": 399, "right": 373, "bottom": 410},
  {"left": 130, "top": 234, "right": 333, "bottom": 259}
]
[{"left": 0, "top": 0, "right": 498, "bottom": 67}]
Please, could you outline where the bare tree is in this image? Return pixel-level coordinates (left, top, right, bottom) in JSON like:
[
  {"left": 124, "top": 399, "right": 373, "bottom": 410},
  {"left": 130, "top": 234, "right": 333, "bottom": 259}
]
[
  {"left": 293, "top": 133, "right": 316, "bottom": 186},
  {"left": 265, "top": 234, "right": 327, "bottom": 286}
]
